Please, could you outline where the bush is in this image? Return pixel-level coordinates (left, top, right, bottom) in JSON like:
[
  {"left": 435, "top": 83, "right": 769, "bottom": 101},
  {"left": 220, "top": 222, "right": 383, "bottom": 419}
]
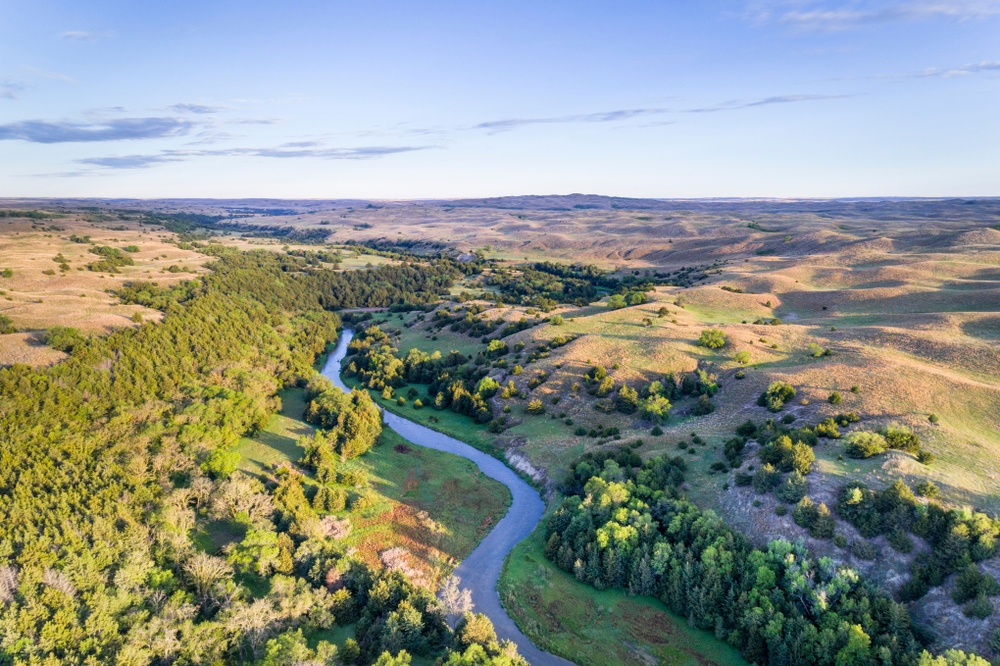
[
  {"left": 752, "top": 464, "right": 782, "bottom": 494},
  {"left": 963, "top": 595, "right": 994, "bottom": 619},
  {"left": 828, "top": 392, "right": 843, "bottom": 405},
  {"left": 131, "top": 311, "right": 144, "bottom": 323},
  {"left": 526, "top": 399, "right": 545, "bottom": 415},
  {"left": 775, "top": 504, "right": 788, "bottom": 516},
  {"left": 850, "top": 540, "right": 880, "bottom": 560},
  {"left": 845, "top": 431, "right": 886, "bottom": 459},
  {"left": 550, "top": 314, "right": 564, "bottom": 326},
  {"left": 698, "top": 328, "right": 727, "bottom": 349},
  {"left": 928, "top": 413, "right": 939, "bottom": 423},
  {"left": 758, "top": 381, "right": 796, "bottom": 412},
  {"left": 651, "top": 425, "right": 663, "bottom": 436},
  {"left": 616, "top": 385, "right": 640, "bottom": 414},
  {"left": 888, "top": 529, "right": 914, "bottom": 553},
  {"left": 691, "top": 395, "right": 716, "bottom": 416},
  {"left": 43, "top": 326, "right": 83, "bottom": 352},
  {"left": 412, "top": 399, "right": 423, "bottom": 409},
  {"left": 917, "top": 450, "right": 935, "bottom": 465},
  {"left": 884, "top": 425, "right": 921, "bottom": 454},
  {"left": 952, "top": 564, "right": 1000, "bottom": 605},
  {"left": 734, "top": 472, "right": 753, "bottom": 487},
  {"left": 733, "top": 351, "right": 750, "bottom": 364},
  {"left": 990, "top": 627, "right": 1000, "bottom": 655},
  {"left": 792, "top": 497, "right": 817, "bottom": 528},
  {"left": 915, "top": 480, "right": 939, "bottom": 498},
  {"left": 0, "top": 314, "right": 15, "bottom": 335},
  {"left": 574, "top": 426, "right": 587, "bottom": 436},
  {"left": 396, "top": 397, "right": 405, "bottom": 406},
  {"left": 833, "top": 534, "right": 847, "bottom": 548},
  {"left": 775, "top": 470, "right": 808, "bottom": 503}
]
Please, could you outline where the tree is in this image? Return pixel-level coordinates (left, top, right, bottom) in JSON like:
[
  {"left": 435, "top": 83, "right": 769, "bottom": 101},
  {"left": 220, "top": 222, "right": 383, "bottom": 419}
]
[
  {"left": 606, "top": 294, "right": 626, "bottom": 310},
  {"left": 616, "top": 385, "right": 640, "bottom": 414},
  {"left": 698, "top": 328, "right": 726, "bottom": 349},
  {"left": 453, "top": 613, "right": 497, "bottom": 649},
  {"left": 526, "top": 399, "right": 545, "bottom": 415},
  {"left": 223, "top": 598, "right": 279, "bottom": 661},
  {"left": 641, "top": 395, "right": 672, "bottom": 424},
  {"left": 550, "top": 314, "right": 564, "bottom": 326},
  {"left": 440, "top": 575, "right": 474, "bottom": 626},
  {"left": 183, "top": 552, "right": 233, "bottom": 609},
  {"left": 203, "top": 447, "right": 240, "bottom": 479}
]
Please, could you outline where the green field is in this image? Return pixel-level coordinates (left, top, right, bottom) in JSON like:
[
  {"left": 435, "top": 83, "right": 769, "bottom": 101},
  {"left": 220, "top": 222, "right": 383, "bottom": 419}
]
[{"left": 499, "top": 528, "right": 749, "bottom": 666}]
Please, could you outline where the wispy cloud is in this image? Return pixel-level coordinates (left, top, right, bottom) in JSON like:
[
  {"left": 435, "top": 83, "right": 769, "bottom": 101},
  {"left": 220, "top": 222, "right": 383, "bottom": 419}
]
[
  {"left": 228, "top": 116, "right": 283, "bottom": 125},
  {"left": 883, "top": 59, "right": 1000, "bottom": 78},
  {"left": 60, "top": 30, "right": 113, "bottom": 41},
  {"left": 20, "top": 66, "right": 76, "bottom": 83},
  {"left": 281, "top": 140, "right": 322, "bottom": 148},
  {"left": 684, "top": 93, "right": 854, "bottom": 113},
  {"left": 170, "top": 102, "right": 227, "bottom": 114},
  {"left": 73, "top": 144, "right": 432, "bottom": 170},
  {"left": 76, "top": 154, "right": 183, "bottom": 169},
  {"left": 747, "top": 0, "right": 1000, "bottom": 30},
  {"left": 473, "top": 108, "right": 674, "bottom": 133},
  {"left": 0, "top": 117, "right": 196, "bottom": 143},
  {"left": 1, "top": 81, "right": 25, "bottom": 100}
]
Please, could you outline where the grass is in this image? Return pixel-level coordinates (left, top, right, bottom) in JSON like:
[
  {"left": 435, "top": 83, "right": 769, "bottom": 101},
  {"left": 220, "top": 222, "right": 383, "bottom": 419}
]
[{"left": 499, "top": 527, "right": 748, "bottom": 666}]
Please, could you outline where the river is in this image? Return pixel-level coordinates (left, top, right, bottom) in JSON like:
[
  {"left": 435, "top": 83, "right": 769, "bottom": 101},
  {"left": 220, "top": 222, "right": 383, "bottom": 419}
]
[{"left": 321, "top": 330, "right": 575, "bottom": 666}]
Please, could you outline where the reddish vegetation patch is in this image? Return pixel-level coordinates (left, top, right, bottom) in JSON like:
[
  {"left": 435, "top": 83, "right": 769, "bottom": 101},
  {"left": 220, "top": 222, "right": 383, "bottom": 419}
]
[{"left": 621, "top": 609, "right": 720, "bottom": 666}]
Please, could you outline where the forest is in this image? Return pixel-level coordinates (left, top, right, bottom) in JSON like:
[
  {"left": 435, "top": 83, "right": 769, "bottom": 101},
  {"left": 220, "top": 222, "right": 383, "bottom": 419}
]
[{"left": 0, "top": 249, "right": 525, "bottom": 666}]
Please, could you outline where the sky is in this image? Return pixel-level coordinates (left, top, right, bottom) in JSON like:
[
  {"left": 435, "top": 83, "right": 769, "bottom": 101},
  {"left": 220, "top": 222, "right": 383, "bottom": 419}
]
[{"left": 1, "top": 0, "right": 998, "bottom": 198}]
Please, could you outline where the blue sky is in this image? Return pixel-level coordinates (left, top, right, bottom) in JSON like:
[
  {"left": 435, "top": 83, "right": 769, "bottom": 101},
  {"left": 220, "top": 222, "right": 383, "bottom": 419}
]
[{"left": 1, "top": 0, "right": 998, "bottom": 198}]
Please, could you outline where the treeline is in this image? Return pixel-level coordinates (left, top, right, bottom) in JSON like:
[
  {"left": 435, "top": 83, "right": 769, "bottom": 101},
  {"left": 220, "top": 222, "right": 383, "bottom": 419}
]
[{"left": 544, "top": 447, "right": 990, "bottom": 666}]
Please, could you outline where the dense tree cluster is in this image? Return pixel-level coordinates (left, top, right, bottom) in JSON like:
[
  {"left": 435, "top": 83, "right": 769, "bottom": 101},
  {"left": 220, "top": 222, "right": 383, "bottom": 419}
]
[{"left": 545, "top": 448, "right": 955, "bottom": 666}]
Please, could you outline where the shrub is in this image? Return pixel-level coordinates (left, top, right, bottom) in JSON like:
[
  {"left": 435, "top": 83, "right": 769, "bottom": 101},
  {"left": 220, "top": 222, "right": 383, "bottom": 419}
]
[
  {"left": 928, "top": 413, "right": 939, "bottom": 424},
  {"left": 952, "top": 564, "right": 1000, "bottom": 605},
  {"left": 850, "top": 540, "right": 880, "bottom": 560},
  {"left": 709, "top": 461, "right": 728, "bottom": 473},
  {"left": 792, "top": 497, "right": 817, "bottom": 528},
  {"left": 758, "top": 381, "right": 796, "bottom": 412},
  {"left": 698, "top": 328, "right": 727, "bottom": 349},
  {"left": 775, "top": 470, "right": 808, "bottom": 503},
  {"left": 775, "top": 504, "right": 788, "bottom": 516},
  {"left": 131, "top": 312, "right": 143, "bottom": 323},
  {"left": 990, "top": 628, "right": 1000, "bottom": 655},
  {"left": 833, "top": 534, "right": 847, "bottom": 548},
  {"left": 814, "top": 418, "right": 840, "bottom": 439},
  {"left": 413, "top": 399, "right": 423, "bottom": 409},
  {"left": 917, "top": 450, "right": 936, "bottom": 465},
  {"left": 691, "top": 395, "right": 716, "bottom": 416},
  {"left": 43, "top": 325, "right": 83, "bottom": 351},
  {"left": 550, "top": 314, "right": 564, "bottom": 326},
  {"left": 733, "top": 351, "right": 750, "bottom": 364},
  {"left": 606, "top": 294, "right": 626, "bottom": 309},
  {"left": 734, "top": 472, "right": 753, "bottom": 487},
  {"left": 736, "top": 419, "right": 758, "bottom": 438},
  {"left": 963, "top": 595, "right": 994, "bottom": 619},
  {"left": 915, "top": 480, "right": 939, "bottom": 498},
  {"left": 781, "top": 413, "right": 796, "bottom": 425},
  {"left": 396, "top": 397, "right": 405, "bottom": 406},
  {"left": 0, "top": 314, "right": 15, "bottom": 335},
  {"left": 884, "top": 425, "right": 921, "bottom": 454},
  {"left": 526, "top": 399, "right": 545, "bottom": 415},
  {"left": 828, "top": 392, "right": 843, "bottom": 405},
  {"left": 752, "top": 464, "right": 782, "bottom": 494},
  {"left": 888, "top": 529, "right": 914, "bottom": 554},
  {"left": 845, "top": 431, "right": 886, "bottom": 459},
  {"left": 616, "top": 385, "right": 640, "bottom": 414},
  {"left": 574, "top": 426, "right": 587, "bottom": 436},
  {"left": 650, "top": 425, "right": 663, "bottom": 436}
]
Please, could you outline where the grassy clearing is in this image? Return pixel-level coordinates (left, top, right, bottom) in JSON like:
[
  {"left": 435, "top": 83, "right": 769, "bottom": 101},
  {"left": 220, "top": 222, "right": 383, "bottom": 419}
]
[{"left": 499, "top": 527, "right": 748, "bottom": 666}]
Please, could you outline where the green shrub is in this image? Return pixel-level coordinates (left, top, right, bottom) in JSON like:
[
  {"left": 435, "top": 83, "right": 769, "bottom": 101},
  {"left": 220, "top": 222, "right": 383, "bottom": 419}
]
[
  {"left": 691, "top": 395, "right": 716, "bottom": 416},
  {"left": 758, "top": 381, "right": 796, "bottom": 412},
  {"left": 550, "top": 314, "right": 564, "bottom": 326},
  {"left": 917, "top": 450, "right": 935, "bottom": 465},
  {"left": 43, "top": 326, "right": 83, "bottom": 351},
  {"left": 928, "top": 413, "right": 939, "bottom": 423},
  {"left": 698, "top": 328, "right": 727, "bottom": 349},
  {"left": 752, "top": 464, "right": 782, "bottom": 494},
  {"left": 828, "top": 392, "right": 843, "bottom": 405},
  {"left": 915, "top": 480, "right": 939, "bottom": 498},
  {"left": 412, "top": 399, "right": 423, "bottom": 409},
  {"left": 963, "top": 595, "right": 994, "bottom": 619},
  {"left": 775, "top": 504, "right": 788, "bottom": 516},
  {"left": 734, "top": 472, "right": 753, "bottom": 487},
  {"left": 845, "top": 431, "right": 886, "bottom": 459},
  {"left": 775, "top": 470, "right": 808, "bottom": 503},
  {"left": 850, "top": 540, "right": 880, "bottom": 560},
  {"left": 651, "top": 425, "right": 663, "bottom": 436},
  {"left": 833, "top": 534, "right": 847, "bottom": 548},
  {"left": 0, "top": 314, "right": 17, "bottom": 335},
  {"left": 888, "top": 529, "right": 914, "bottom": 554},
  {"left": 952, "top": 564, "right": 1000, "bottom": 605}
]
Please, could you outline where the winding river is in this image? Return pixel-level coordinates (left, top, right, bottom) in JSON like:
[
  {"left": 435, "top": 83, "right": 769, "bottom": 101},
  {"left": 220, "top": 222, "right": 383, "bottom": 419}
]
[{"left": 321, "top": 330, "right": 575, "bottom": 666}]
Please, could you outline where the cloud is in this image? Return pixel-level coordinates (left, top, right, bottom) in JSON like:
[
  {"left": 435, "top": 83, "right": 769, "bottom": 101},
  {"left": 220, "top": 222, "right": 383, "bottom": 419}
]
[
  {"left": 73, "top": 144, "right": 432, "bottom": 170},
  {"left": 20, "top": 66, "right": 75, "bottom": 83},
  {"left": 175, "top": 145, "right": 431, "bottom": 160},
  {"left": 60, "top": 31, "right": 113, "bottom": 41},
  {"left": 228, "top": 117, "right": 283, "bottom": 125},
  {"left": 280, "top": 140, "right": 322, "bottom": 148},
  {"left": 0, "top": 117, "right": 196, "bottom": 143},
  {"left": 76, "top": 154, "right": 182, "bottom": 169},
  {"left": 746, "top": 0, "right": 1000, "bottom": 30},
  {"left": 473, "top": 108, "right": 674, "bottom": 133},
  {"left": 886, "top": 60, "right": 1000, "bottom": 78},
  {"left": 1, "top": 81, "right": 25, "bottom": 100},
  {"left": 684, "top": 93, "right": 854, "bottom": 112},
  {"left": 170, "top": 102, "right": 226, "bottom": 114}
]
